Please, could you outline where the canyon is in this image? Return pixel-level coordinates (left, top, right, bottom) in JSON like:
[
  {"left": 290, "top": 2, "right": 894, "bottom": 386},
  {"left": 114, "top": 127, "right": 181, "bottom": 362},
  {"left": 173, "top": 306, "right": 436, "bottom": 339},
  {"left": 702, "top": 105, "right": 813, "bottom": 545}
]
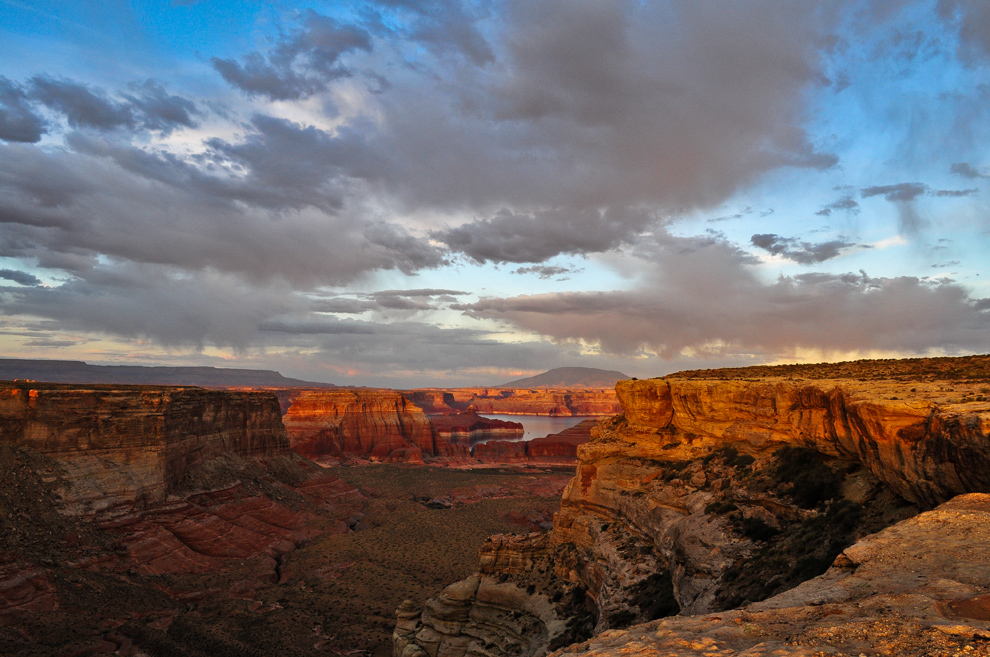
[
  {"left": 3, "top": 356, "right": 990, "bottom": 656},
  {"left": 395, "top": 357, "right": 990, "bottom": 657},
  {"left": 282, "top": 388, "right": 612, "bottom": 464}
]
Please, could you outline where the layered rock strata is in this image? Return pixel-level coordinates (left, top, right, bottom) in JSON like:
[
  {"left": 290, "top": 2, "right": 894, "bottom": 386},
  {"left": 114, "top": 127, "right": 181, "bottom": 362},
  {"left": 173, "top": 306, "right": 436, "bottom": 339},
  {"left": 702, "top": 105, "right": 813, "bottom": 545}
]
[
  {"left": 399, "top": 368, "right": 990, "bottom": 656},
  {"left": 549, "top": 493, "right": 990, "bottom": 657},
  {"left": 284, "top": 389, "right": 458, "bottom": 462},
  {"left": 0, "top": 382, "right": 288, "bottom": 511},
  {"left": 472, "top": 419, "right": 596, "bottom": 464},
  {"left": 429, "top": 412, "right": 524, "bottom": 447},
  {"left": 0, "top": 385, "right": 366, "bottom": 644},
  {"left": 405, "top": 389, "right": 621, "bottom": 417}
]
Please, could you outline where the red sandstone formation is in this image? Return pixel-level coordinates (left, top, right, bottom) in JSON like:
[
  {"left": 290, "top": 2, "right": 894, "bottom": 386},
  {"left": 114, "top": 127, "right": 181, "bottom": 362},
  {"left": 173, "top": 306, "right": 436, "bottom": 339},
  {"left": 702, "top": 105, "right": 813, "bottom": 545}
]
[
  {"left": 472, "top": 418, "right": 596, "bottom": 464},
  {"left": 0, "top": 382, "right": 288, "bottom": 511},
  {"left": 396, "top": 359, "right": 990, "bottom": 657},
  {"left": 283, "top": 389, "right": 462, "bottom": 462},
  {"left": 404, "top": 387, "right": 620, "bottom": 416},
  {"left": 0, "top": 382, "right": 365, "bottom": 631},
  {"left": 428, "top": 412, "right": 523, "bottom": 446}
]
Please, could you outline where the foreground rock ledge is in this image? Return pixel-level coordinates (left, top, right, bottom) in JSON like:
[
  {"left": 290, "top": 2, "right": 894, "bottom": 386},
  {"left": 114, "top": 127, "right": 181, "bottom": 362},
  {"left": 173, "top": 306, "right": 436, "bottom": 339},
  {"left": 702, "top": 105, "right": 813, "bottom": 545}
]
[
  {"left": 550, "top": 493, "right": 990, "bottom": 656},
  {"left": 397, "top": 368, "right": 990, "bottom": 657}
]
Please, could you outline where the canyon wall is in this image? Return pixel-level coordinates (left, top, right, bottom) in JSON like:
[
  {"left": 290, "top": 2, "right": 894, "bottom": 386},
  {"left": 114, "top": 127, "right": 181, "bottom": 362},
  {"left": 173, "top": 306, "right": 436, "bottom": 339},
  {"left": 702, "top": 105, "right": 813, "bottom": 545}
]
[
  {"left": 429, "top": 412, "right": 524, "bottom": 447},
  {"left": 405, "top": 388, "right": 621, "bottom": 417},
  {"left": 0, "top": 382, "right": 288, "bottom": 512},
  {"left": 472, "top": 419, "right": 597, "bottom": 464},
  {"left": 283, "top": 389, "right": 460, "bottom": 462},
  {"left": 397, "top": 371, "right": 990, "bottom": 657},
  {"left": 284, "top": 391, "right": 599, "bottom": 464}
]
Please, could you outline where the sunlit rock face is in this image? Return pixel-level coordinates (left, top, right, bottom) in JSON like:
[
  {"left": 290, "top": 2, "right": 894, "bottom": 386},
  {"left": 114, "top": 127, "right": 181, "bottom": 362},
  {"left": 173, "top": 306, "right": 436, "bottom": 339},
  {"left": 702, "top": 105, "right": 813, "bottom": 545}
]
[
  {"left": 613, "top": 376, "right": 990, "bottom": 507},
  {"left": 405, "top": 388, "right": 622, "bottom": 417},
  {"left": 0, "top": 382, "right": 289, "bottom": 512},
  {"left": 472, "top": 419, "right": 597, "bottom": 465},
  {"left": 429, "top": 412, "right": 524, "bottom": 447},
  {"left": 283, "top": 389, "right": 452, "bottom": 463},
  {"left": 548, "top": 494, "right": 990, "bottom": 657},
  {"left": 398, "top": 363, "right": 990, "bottom": 657}
]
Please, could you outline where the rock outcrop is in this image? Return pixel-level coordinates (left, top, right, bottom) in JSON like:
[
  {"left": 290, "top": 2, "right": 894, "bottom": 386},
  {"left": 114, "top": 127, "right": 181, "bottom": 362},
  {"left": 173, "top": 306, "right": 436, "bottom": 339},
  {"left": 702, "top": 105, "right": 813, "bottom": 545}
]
[
  {"left": 284, "top": 389, "right": 458, "bottom": 462},
  {"left": 405, "top": 388, "right": 621, "bottom": 417},
  {"left": 0, "top": 383, "right": 365, "bottom": 642},
  {"left": 398, "top": 363, "right": 990, "bottom": 656},
  {"left": 472, "top": 419, "right": 597, "bottom": 464},
  {"left": 429, "top": 412, "right": 524, "bottom": 447},
  {"left": 549, "top": 493, "right": 990, "bottom": 657},
  {"left": 0, "top": 382, "right": 288, "bottom": 512}
]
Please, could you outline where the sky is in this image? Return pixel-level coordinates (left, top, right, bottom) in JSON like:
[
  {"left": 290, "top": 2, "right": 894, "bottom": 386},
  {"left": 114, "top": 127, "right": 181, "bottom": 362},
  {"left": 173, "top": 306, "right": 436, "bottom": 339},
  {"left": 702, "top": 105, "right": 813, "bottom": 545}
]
[{"left": 0, "top": 0, "right": 989, "bottom": 387}]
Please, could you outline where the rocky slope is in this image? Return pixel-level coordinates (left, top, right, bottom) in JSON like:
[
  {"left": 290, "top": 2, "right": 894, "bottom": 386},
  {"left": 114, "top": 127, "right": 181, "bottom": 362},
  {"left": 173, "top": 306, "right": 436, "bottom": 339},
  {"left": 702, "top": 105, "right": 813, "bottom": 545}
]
[
  {"left": 0, "top": 383, "right": 368, "bottom": 655},
  {"left": 396, "top": 363, "right": 990, "bottom": 657},
  {"left": 549, "top": 493, "right": 990, "bottom": 657}
]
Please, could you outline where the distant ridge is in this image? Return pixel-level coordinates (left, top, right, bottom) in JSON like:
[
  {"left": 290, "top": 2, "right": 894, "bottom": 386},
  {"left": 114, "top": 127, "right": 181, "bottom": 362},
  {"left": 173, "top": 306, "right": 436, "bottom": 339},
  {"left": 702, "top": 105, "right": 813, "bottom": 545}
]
[
  {"left": 498, "top": 366, "right": 629, "bottom": 389},
  {"left": 0, "top": 358, "right": 335, "bottom": 388}
]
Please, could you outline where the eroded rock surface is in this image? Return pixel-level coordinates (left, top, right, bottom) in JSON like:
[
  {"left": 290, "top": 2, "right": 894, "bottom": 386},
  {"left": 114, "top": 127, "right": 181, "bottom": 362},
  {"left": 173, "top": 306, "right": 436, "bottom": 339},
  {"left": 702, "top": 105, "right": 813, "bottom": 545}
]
[
  {"left": 473, "top": 419, "right": 597, "bottom": 465},
  {"left": 400, "top": 363, "right": 990, "bottom": 656},
  {"left": 549, "top": 493, "right": 990, "bottom": 657},
  {"left": 0, "top": 382, "right": 288, "bottom": 511},
  {"left": 284, "top": 389, "right": 455, "bottom": 463},
  {"left": 405, "top": 388, "right": 621, "bottom": 417}
]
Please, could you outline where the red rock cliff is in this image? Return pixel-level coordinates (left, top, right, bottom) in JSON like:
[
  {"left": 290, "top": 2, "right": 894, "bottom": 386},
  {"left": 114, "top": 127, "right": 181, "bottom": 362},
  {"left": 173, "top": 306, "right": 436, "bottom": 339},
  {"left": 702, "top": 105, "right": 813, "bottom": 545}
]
[
  {"left": 283, "top": 389, "right": 453, "bottom": 462},
  {"left": 405, "top": 388, "right": 620, "bottom": 416},
  {"left": 0, "top": 382, "right": 287, "bottom": 512}
]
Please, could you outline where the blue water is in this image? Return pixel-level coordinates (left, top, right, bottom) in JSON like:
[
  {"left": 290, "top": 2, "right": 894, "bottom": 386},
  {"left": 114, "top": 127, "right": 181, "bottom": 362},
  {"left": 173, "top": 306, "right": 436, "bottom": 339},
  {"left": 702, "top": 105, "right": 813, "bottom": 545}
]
[{"left": 475, "top": 414, "right": 585, "bottom": 444}]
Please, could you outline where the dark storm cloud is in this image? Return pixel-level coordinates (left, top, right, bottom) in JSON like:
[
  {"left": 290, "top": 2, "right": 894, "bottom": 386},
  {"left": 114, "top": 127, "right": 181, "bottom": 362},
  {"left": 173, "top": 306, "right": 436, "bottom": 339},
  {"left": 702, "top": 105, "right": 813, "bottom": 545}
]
[
  {"left": 21, "top": 76, "right": 199, "bottom": 135},
  {"left": 816, "top": 196, "right": 860, "bottom": 216},
  {"left": 435, "top": 207, "right": 655, "bottom": 264},
  {"left": 861, "top": 182, "right": 929, "bottom": 233},
  {"left": 861, "top": 182, "right": 928, "bottom": 202},
  {"left": 513, "top": 265, "right": 578, "bottom": 279},
  {"left": 258, "top": 317, "right": 375, "bottom": 334},
  {"left": 457, "top": 231, "right": 990, "bottom": 358},
  {"left": 120, "top": 80, "right": 199, "bottom": 133},
  {"left": 934, "top": 188, "right": 978, "bottom": 197},
  {"left": 372, "top": 0, "right": 494, "bottom": 65},
  {"left": 0, "top": 138, "right": 446, "bottom": 286},
  {"left": 204, "top": 0, "right": 837, "bottom": 264},
  {"left": 0, "top": 263, "right": 305, "bottom": 348},
  {"left": 0, "top": 269, "right": 41, "bottom": 286},
  {"left": 950, "top": 162, "right": 989, "bottom": 179},
  {"left": 937, "top": 0, "right": 990, "bottom": 62},
  {"left": 0, "top": 78, "right": 47, "bottom": 143},
  {"left": 29, "top": 76, "right": 132, "bottom": 130},
  {"left": 750, "top": 233, "right": 860, "bottom": 264},
  {"left": 212, "top": 11, "right": 372, "bottom": 100}
]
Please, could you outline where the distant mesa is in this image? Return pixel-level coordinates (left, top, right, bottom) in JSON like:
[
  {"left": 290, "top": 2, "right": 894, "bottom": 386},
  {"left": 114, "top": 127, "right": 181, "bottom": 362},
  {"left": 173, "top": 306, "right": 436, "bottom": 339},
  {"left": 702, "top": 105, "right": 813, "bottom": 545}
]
[
  {"left": 498, "top": 366, "right": 629, "bottom": 389},
  {"left": 0, "top": 357, "right": 335, "bottom": 388}
]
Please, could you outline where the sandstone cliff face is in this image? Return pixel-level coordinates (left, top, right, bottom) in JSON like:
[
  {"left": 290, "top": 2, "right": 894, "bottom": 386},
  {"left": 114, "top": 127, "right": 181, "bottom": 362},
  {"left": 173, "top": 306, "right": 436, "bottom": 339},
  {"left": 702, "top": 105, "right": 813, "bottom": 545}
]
[
  {"left": 472, "top": 419, "right": 597, "bottom": 464},
  {"left": 284, "top": 389, "right": 452, "bottom": 462},
  {"left": 613, "top": 377, "right": 990, "bottom": 507},
  {"left": 0, "top": 383, "right": 288, "bottom": 512},
  {"left": 399, "top": 370, "right": 990, "bottom": 656},
  {"left": 429, "top": 412, "right": 524, "bottom": 447},
  {"left": 549, "top": 493, "right": 990, "bottom": 657},
  {"left": 405, "top": 388, "right": 621, "bottom": 417}
]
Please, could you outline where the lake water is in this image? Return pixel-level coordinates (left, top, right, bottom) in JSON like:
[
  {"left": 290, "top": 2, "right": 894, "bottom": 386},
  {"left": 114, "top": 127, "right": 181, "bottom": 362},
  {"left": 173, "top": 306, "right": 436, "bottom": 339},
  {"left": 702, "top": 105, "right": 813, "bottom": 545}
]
[{"left": 475, "top": 414, "right": 586, "bottom": 444}]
